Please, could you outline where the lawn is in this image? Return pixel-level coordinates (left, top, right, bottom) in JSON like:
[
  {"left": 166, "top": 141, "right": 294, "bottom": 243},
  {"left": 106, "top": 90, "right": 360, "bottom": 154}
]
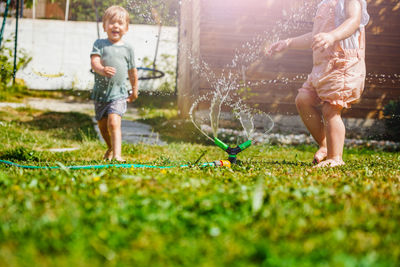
[{"left": 0, "top": 94, "right": 399, "bottom": 266}]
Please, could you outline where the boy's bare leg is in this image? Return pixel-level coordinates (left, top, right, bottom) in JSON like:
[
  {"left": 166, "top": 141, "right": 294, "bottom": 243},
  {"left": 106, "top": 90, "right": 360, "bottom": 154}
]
[
  {"left": 98, "top": 117, "right": 113, "bottom": 160},
  {"left": 295, "top": 91, "right": 327, "bottom": 163},
  {"left": 315, "top": 102, "right": 345, "bottom": 168},
  {"left": 107, "top": 113, "right": 125, "bottom": 161}
]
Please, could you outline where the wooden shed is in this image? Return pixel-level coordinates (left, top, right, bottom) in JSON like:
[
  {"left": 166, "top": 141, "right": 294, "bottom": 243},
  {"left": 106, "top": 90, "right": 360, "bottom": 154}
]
[{"left": 177, "top": 0, "right": 400, "bottom": 121}]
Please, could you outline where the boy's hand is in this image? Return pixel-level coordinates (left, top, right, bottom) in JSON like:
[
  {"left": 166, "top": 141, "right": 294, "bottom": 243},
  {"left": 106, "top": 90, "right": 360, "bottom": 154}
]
[
  {"left": 312, "top": 32, "right": 335, "bottom": 52},
  {"left": 103, "top": 66, "right": 116, "bottom": 78},
  {"left": 90, "top": 55, "right": 116, "bottom": 78},
  {"left": 265, "top": 39, "right": 291, "bottom": 57},
  {"left": 127, "top": 90, "right": 138, "bottom": 103}
]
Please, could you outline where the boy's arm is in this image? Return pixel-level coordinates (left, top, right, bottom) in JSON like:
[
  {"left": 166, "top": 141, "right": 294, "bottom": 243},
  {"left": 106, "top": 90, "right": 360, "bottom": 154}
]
[
  {"left": 127, "top": 68, "right": 138, "bottom": 102},
  {"left": 266, "top": 32, "right": 312, "bottom": 56},
  {"left": 91, "top": 55, "right": 116, "bottom": 78},
  {"left": 312, "top": 0, "right": 361, "bottom": 51}
]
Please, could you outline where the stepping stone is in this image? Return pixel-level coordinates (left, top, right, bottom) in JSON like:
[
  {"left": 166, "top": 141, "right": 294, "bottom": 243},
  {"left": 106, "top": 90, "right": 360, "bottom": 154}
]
[{"left": 0, "top": 103, "right": 25, "bottom": 108}]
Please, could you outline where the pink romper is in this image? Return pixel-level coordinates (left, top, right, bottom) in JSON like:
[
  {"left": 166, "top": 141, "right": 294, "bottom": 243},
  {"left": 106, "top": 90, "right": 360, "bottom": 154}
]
[{"left": 299, "top": 0, "right": 370, "bottom": 108}]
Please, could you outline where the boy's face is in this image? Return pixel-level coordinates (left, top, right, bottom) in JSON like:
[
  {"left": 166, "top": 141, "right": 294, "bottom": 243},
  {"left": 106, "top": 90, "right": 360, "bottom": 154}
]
[{"left": 104, "top": 16, "right": 128, "bottom": 43}]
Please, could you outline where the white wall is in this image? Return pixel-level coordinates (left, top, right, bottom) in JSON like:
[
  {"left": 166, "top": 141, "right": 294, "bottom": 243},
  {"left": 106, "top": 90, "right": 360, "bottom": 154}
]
[{"left": 2, "top": 18, "right": 178, "bottom": 90}]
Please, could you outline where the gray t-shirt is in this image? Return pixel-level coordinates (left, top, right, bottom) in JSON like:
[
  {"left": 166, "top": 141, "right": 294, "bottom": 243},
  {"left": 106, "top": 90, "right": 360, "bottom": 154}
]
[{"left": 90, "top": 39, "right": 136, "bottom": 102}]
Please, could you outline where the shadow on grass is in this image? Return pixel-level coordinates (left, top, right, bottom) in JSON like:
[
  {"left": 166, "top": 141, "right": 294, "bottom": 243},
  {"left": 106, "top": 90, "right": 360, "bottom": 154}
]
[
  {"left": 137, "top": 114, "right": 212, "bottom": 145},
  {"left": 24, "top": 111, "right": 97, "bottom": 141},
  {"left": 0, "top": 146, "right": 41, "bottom": 161},
  {"left": 238, "top": 159, "right": 311, "bottom": 168},
  {"left": 133, "top": 91, "right": 177, "bottom": 109}
]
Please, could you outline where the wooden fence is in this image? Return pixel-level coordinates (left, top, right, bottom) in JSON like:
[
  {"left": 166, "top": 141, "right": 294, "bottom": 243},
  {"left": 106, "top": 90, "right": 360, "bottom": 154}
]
[{"left": 177, "top": 0, "right": 400, "bottom": 119}]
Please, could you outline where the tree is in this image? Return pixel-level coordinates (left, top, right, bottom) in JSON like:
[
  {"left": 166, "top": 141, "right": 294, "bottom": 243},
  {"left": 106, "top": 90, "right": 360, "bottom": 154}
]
[{"left": 44, "top": 0, "right": 179, "bottom": 26}]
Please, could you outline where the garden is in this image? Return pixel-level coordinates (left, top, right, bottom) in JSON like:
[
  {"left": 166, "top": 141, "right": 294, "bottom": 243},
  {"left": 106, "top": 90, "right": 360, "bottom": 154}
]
[
  {"left": 1, "top": 89, "right": 400, "bottom": 266},
  {"left": 1, "top": 0, "right": 400, "bottom": 266}
]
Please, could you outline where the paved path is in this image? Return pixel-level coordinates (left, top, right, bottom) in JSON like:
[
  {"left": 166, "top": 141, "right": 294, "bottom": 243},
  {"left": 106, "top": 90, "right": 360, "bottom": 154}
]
[{"left": 0, "top": 98, "right": 166, "bottom": 145}]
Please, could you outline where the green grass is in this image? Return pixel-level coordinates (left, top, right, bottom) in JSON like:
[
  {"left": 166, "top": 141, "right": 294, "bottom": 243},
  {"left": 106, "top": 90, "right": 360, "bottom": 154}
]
[
  {"left": 0, "top": 85, "right": 92, "bottom": 103},
  {"left": 0, "top": 103, "right": 400, "bottom": 266}
]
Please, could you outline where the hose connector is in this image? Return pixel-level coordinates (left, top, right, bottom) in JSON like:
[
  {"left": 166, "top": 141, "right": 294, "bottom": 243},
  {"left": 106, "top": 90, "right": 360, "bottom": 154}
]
[{"left": 213, "top": 160, "right": 231, "bottom": 168}]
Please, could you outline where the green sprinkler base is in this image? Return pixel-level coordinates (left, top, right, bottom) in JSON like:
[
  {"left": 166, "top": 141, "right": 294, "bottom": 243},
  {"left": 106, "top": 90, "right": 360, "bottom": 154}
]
[{"left": 214, "top": 137, "right": 252, "bottom": 164}]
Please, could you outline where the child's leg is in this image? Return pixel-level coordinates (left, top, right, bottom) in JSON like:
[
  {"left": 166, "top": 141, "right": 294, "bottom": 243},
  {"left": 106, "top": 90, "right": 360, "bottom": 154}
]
[
  {"left": 98, "top": 117, "right": 113, "bottom": 160},
  {"left": 316, "top": 102, "right": 345, "bottom": 167},
  {"left": 107, "top": 113, "right": 124, "bottom": 161},
  {"left": 295, "top": 91, "right": 327, "bottom": 163}
]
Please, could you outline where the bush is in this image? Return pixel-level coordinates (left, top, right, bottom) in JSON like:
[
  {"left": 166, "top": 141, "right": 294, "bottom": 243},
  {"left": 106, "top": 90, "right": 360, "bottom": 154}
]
[
  {"left": 140, "top": 54, "right": 177, "bottom": 93},
  {"left": 0, "top": 37, "right": 32, "bottom": 90},
  {"left": 383, "top": 98, "right": 400, "bottom": 141}
]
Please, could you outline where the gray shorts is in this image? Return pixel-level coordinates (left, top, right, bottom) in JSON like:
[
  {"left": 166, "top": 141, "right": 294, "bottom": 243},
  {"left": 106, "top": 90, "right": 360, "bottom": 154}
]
[{"left": 94, "top": 99, "right": 127, "bottom": 121}]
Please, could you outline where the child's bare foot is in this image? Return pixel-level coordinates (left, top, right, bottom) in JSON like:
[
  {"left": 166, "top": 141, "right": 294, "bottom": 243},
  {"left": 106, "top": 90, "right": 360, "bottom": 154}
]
[
  {"left": 312, "top": 147, "right": 327, "bottom": 165},
  {"left": 313, "top": 159, "right": 345, "bottom": 168},
  {"left": 112, "top": 156, "right": 126, "bottom": 162},
  {"left": 103, "top": 149, "right": 113, "bottom": 160}
]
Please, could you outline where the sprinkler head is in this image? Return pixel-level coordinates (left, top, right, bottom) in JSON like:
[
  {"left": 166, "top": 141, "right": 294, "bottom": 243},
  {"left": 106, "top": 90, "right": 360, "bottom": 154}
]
[{"left": 214, "top": 137, "right": 251, "bottom": 164}]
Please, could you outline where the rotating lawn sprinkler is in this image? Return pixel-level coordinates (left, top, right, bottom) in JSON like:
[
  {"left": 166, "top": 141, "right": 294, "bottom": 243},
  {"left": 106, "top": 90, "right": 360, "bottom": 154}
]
[{"left": 214, "top": 137, "right": 252, "bottom": 164}]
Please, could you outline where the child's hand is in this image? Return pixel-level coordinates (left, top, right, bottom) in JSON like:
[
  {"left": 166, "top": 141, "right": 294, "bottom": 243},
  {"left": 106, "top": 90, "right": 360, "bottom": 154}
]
[
  {"left": 312, "top": 33, "right": 335, "bottom": 52},
  {"left": 103, "top": 66, "right": 116, "bottom": 78},
  {"left": 265, "top": 39, "right": 291, "bottom": 57},
  {"left": 127, "top": 90, "right": 138, "bottom": 103}
]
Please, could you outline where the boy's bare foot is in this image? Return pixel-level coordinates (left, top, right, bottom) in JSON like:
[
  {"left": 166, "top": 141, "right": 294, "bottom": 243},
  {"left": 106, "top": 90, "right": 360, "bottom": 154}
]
[
  {"left": 112, "top": 156, "right": 126, "bottom": 162},
  {"left": 312, "top": 147, "right": 327, "bottom": 165},
  {"left": 103, "top": 149, "right": 113, "bottom": 160},
  {"left": 313, "top": 159, "right": 345, "bottom": 168}
]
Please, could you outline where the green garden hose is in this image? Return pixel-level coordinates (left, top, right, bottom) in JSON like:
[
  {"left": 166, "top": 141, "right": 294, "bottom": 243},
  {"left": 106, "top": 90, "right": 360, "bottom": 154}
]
[{"left": 0, "top": 159, "right": 230, "bottom": 170}]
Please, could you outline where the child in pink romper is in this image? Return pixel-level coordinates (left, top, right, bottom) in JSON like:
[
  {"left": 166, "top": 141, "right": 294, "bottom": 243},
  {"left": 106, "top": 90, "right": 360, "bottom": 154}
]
[{"left": 266, "top": 0, "right": 369, "bottom": 167}]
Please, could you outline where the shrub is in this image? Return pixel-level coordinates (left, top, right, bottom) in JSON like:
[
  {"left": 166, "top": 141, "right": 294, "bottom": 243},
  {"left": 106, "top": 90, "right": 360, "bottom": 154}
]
[
  {"left": 140, "top": 54, "right": 177, "bottom": 93},
  {"left": 0, "top": 37, "right": 32, "bottom": 91},
  {"left": 383, "top": 98, "right": 400, "bottom": 141}
]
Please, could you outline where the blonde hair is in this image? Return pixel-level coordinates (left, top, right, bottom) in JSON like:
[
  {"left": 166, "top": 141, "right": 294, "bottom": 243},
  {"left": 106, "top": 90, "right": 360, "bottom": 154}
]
[{"left": 102, "top": 6, "right": 130, "bottom": 28}]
